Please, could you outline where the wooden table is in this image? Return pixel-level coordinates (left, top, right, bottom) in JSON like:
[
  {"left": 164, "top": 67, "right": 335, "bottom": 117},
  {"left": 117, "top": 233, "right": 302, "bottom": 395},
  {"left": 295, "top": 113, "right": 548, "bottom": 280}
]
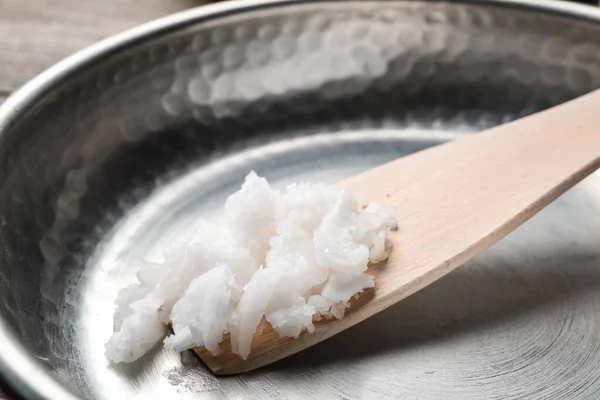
[{"left": 0, "top": 0, "right": 209, "bottom": 103}]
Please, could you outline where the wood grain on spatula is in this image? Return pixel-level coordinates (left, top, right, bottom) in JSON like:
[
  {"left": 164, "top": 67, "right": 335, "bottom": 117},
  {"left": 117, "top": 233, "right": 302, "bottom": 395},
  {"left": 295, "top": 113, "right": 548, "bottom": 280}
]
[{"left": 195, "top": 89, "right": 600, "bottom": 375}]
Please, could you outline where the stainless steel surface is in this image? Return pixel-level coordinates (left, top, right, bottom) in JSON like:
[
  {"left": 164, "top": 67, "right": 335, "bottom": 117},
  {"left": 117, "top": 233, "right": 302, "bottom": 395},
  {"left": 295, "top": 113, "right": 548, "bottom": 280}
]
[{"left": 1, "top": 0, "right": 600, "bottom": 398}]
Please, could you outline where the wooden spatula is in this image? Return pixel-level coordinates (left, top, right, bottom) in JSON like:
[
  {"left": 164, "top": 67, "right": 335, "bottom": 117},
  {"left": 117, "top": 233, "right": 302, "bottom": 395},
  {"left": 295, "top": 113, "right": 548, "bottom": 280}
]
[{"left": 195, "top": 89, "right": 600, "bottom": 375}]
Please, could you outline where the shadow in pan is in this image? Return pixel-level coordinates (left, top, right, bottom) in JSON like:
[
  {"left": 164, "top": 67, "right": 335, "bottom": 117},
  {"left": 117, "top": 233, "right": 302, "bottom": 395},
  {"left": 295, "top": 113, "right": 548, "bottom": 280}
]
[{"left": 263, "top": 246, "right": 600, "bottom": 372}]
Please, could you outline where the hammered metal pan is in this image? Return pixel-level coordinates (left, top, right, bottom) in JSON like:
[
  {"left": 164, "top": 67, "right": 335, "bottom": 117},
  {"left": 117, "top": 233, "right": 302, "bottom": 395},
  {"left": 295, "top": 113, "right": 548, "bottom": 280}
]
[{"left": 1, "top": 1, "right": 600, "bottom": 399}]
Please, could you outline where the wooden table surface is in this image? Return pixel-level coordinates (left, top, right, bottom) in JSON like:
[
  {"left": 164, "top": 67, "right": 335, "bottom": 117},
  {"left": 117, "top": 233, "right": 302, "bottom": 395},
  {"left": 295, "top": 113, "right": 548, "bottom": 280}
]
[
  {"left": 0, "top": 1, "right": 212, "bottom": 397},
  {"left": 0, "top": 0, "right": 209, "bottom": 102}
]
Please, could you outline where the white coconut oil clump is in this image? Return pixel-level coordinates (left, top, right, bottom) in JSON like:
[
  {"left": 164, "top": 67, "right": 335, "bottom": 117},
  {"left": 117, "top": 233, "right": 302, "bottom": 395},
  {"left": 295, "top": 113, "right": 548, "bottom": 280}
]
[{"left": 105, "top": 172, "right": 397, "bottom": 363}]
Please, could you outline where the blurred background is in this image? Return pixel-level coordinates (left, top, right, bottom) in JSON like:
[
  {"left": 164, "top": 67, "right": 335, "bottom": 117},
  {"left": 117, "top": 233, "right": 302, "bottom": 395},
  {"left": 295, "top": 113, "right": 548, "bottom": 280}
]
[
  {"left": 0, "top": 0, "right": 599, "bottom": 103},
  {"left": 0, "top": 0, "right": 212, "bottom": 105}
]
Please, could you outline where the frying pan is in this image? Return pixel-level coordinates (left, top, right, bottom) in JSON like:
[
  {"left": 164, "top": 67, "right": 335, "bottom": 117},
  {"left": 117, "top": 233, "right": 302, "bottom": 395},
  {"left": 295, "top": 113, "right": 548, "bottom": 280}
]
[{"left": 1, "top": 0, "right": 600, "bottom": 398}]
